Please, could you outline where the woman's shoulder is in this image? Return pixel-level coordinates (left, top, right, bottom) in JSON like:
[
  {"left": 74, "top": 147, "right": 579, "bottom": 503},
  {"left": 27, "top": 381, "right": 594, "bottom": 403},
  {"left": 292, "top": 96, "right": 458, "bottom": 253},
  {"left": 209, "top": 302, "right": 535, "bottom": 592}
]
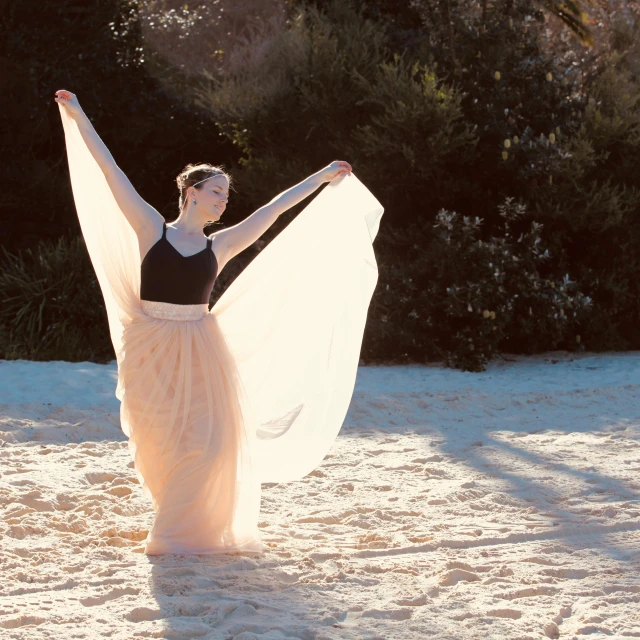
[{"left": 207, "top": 228, "right": 226, "bottom": 243}]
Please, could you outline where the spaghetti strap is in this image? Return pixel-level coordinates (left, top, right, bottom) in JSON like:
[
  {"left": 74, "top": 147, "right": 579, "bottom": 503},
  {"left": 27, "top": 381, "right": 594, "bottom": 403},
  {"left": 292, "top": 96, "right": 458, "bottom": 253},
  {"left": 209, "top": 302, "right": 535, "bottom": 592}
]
[
  {"left": 206, "top": 235, "right": 212, "bottom": 250},
  {"left": 161, "top": 221, "right": 167, "bottom": 238}
]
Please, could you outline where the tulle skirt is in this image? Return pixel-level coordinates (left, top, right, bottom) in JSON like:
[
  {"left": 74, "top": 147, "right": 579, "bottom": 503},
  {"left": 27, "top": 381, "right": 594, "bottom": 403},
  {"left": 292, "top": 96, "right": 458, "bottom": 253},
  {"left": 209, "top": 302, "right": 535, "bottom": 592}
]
[{"left": 118, "top": 301, "right": 261, "bottom": 555}]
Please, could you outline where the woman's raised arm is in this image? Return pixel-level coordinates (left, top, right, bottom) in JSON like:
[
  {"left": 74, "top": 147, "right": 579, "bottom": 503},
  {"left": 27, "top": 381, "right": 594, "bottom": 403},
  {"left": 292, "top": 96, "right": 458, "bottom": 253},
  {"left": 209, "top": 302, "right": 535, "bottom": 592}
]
[
  {"left": 55, "top": 90, "right": 163, "bottom": 239},
  {"left": 212, "top": 161, "right": 352, "bottom": 269}
]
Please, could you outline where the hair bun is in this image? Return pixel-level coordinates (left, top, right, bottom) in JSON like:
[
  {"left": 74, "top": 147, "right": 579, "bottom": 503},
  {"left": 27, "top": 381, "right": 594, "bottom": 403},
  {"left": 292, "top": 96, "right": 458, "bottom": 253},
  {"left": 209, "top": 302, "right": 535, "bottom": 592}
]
[{"left": 174, "top": 162, "right": 233, "bottom": 213}]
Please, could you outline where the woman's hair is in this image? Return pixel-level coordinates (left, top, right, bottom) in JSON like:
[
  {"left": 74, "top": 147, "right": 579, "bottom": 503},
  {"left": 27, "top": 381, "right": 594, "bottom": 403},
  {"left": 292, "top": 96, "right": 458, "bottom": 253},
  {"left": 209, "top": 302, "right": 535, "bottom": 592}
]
[{"left": 176, "top": 163, "right": 233, "bottom": 213}]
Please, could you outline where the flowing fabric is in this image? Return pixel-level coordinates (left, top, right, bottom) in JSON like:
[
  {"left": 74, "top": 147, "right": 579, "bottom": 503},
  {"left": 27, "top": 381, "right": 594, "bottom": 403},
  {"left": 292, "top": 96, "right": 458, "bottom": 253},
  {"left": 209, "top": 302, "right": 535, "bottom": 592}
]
[{"left": 59, "top": 105, "right": 384, "bottom": 555}]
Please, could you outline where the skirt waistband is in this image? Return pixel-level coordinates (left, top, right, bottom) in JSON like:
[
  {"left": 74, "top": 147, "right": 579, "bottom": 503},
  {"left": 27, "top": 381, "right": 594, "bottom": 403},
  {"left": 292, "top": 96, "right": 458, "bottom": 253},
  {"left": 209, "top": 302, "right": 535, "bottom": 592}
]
[{"left": 140, "top": 300, "right": 209, "bottom": 321}]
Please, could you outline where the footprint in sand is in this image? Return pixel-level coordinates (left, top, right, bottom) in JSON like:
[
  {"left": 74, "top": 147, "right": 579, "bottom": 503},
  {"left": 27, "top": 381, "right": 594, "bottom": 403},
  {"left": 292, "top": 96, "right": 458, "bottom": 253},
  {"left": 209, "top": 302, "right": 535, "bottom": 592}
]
[
  {"left": 389, "top": 464, "right": 424, "bottom": 472},
  {"left": 55, "top": 493, "right": 78, "bottom": 511},
  {"left": 80, "top": 450, "right": 105, "bottom": 458},
  {"left": 0, "top": 615, "right": 47, "bottom": 629},
  {"left": 125, "top": 607, "right": 165, "bottom": 623},
  {"left": 521, "top": 556, "right": 568, "bottom": 567},
  {"left": 574, "top": 623, "right": 613, "bottom": 636},
  {"left": 62, "top": 563, "right": 86, "bottom": 574},
  {"left": 80, "top": 587, "right": 140, "bottom": 607},
  {"left": 499, "top": 585, "right": 558, "bottom": 600},
  {"left": 408, "top": 534, "right": 435, "bottom": 543},
  {"left": 439, "top": 569, "right": 480, "bottom": 586},
  {"left": 84, "top": 472, "right": 116, "bottom": 485},
  {"left": 486, "top": 608, "right": 522, "bottom": 619},
  {"left": 117, "top": 528, "right": 148, "bottom": 542},
  {"left": 395, "top": 594, "right": 429, "bottom": 606},
  {"left": 540, "top": 567, "right": 591, "bottom": 579},
  {"left": 361, "top": 608, "right": 412, "bottom": 621},
  {"left": 7, "top": 524, "right": 44, "bottom": 539},
  {"left": 172, "top": 602, "right": 211, "bottom": 617},
  {"left": 17, "top": 491, "right": 55, "bottom": 512},
  {"left": 106, "top": 486, "right": 133, "bottom": 497},
  {"left": 452, "top": 612, "right": 475, "bottom": 621},
  {"left": 447, "top": 561, "right": 488, "bottom": 573},
  {"left": 6, "top": 505, "right": 34, "bottom": 519},
  {"left": 357, "top": 533, "right": 392, "bottom": 549}
]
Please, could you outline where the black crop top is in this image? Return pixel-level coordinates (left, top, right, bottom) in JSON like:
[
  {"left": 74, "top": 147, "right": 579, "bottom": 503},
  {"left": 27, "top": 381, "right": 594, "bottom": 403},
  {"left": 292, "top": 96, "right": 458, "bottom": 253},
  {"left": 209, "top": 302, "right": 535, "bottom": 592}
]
[{"left": 140, "top": 222, "right": 218, "bottom": 305}]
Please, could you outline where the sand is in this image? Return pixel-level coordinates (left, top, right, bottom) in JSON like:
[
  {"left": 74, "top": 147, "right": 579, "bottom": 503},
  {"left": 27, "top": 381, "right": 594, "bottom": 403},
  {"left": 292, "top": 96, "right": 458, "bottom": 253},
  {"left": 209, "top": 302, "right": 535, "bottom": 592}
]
[{"left": 1, "top": 352, "right": 639, "bottom": 639}]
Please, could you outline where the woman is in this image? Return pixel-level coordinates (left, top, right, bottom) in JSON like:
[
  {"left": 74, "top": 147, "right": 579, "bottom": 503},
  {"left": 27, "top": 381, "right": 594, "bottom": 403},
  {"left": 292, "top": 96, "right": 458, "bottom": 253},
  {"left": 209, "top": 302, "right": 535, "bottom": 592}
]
[{"left": 55, "top": 89, "right": 384, "bottom": 556}]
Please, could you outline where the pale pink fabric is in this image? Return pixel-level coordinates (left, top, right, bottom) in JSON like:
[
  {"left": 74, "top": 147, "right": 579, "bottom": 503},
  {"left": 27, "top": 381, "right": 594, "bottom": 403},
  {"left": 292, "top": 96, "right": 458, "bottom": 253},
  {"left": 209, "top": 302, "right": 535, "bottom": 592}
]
[{"left": 59, "top": 105, "right": 384, "bottom": 555}]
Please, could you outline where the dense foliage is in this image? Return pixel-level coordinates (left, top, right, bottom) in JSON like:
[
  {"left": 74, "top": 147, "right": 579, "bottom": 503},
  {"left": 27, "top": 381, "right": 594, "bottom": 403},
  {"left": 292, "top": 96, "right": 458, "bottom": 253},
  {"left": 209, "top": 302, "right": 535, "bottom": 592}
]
[
  {"left": 370, "top": 199, "right": 592, "bottom": 370},
  {"left": 187, "top": 0, "right": 640, "bottom": 367},
  {"left": 1, "top": 0, "right": 639, "bottom": 368},
  {"left": 0, "top": 237, "right": 111, "bottom": 361}
]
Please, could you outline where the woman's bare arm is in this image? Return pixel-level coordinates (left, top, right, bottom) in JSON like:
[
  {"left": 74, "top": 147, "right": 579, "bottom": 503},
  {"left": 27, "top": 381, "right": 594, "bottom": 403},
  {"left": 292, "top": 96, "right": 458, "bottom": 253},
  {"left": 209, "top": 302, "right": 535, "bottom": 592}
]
[
  {"left": 212, "top": 162, "right": 352, "bottom": 269},
  {"left": 55, "top": 90, "right": 163, "bottom": 240}
]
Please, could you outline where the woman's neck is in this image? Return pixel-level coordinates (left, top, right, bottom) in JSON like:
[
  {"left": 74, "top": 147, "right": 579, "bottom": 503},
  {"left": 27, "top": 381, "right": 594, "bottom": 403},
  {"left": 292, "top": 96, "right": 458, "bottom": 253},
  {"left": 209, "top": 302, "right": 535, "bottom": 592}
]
[{"left": 172, "top": 208, "right": 205, "bottom": 236}]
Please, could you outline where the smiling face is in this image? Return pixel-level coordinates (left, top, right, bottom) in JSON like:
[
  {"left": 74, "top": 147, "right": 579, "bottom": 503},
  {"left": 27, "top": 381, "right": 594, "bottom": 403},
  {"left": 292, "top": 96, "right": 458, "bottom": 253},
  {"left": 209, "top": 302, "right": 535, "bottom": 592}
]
[{"left": 188, "top": 174, "right": 230, "bottom": 222}]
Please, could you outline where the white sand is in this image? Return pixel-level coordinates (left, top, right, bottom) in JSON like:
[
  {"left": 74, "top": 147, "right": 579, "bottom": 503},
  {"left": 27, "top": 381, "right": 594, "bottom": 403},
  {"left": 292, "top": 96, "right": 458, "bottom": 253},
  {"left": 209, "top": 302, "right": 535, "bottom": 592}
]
[{"left": 1, "top": 352, "right": 639, "bottom": 639}]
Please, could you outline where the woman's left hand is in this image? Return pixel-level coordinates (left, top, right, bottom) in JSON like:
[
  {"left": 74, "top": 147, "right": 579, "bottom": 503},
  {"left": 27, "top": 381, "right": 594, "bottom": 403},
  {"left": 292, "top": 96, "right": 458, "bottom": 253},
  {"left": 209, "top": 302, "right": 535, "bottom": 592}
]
[{"left": 319, "top": 160, "right": 352, "bottom": 183}]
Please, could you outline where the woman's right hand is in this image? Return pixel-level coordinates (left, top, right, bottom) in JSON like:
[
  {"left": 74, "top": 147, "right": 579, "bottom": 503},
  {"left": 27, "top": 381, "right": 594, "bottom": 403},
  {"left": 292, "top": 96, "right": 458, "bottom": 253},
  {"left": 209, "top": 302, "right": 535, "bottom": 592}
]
[{"left": 54, "top": 90, "right": 84, "bottom": 120}]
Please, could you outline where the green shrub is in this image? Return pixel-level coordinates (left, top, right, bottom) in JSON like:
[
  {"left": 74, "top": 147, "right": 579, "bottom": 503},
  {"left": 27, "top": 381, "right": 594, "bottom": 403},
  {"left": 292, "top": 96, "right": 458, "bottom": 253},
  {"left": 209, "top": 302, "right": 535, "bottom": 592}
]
[
  {"left": 434, "top": 199, "right": 591, "bottom": 370},
  {"left": 365, "top": 198, "right": 591, "bottom": 371},
  {"left": 0, "top": 237, "right": 112, "bottom": 362}
]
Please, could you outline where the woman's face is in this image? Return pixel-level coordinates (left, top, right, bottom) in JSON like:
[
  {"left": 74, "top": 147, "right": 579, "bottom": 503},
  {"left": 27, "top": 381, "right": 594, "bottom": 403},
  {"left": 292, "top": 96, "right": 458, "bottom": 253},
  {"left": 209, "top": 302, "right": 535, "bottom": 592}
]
[{"left": 190, "top": 175, "right": 229, "bottom": 221}]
